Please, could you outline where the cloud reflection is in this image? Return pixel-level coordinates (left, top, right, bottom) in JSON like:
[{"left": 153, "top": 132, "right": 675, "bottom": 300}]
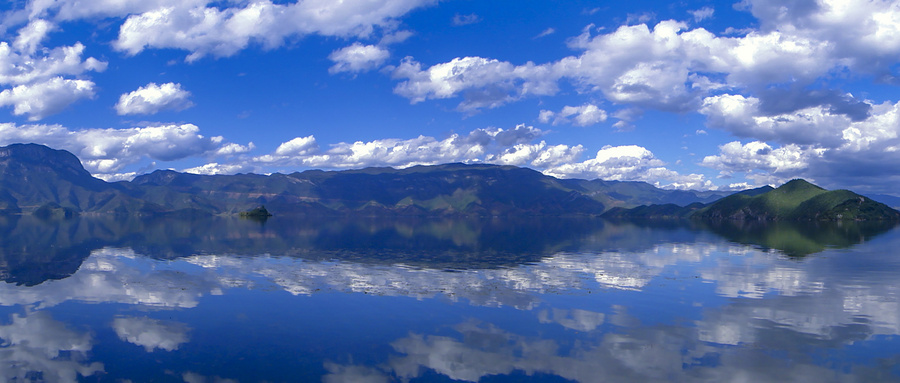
[
  {"left": 113, "top": 316, "right": 190, "bottom": 352},
  {"left": 0, "top": 311, "right": 103, "bottom": 382}
]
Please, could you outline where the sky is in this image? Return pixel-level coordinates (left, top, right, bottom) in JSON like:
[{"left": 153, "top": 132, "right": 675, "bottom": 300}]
[{"left": 0, "top": 0, "right": 899, "bottom": 194}]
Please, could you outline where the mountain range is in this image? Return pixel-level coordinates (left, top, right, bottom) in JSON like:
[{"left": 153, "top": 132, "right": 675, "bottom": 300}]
[
  {"left": 1, "top": 143, "right": 898, "bottom": 220},
  {"left": 0, "top": 143, "right": 735, "bottom": 216}
]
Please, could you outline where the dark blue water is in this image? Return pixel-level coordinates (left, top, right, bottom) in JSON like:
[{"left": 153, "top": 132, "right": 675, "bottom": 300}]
[{"left": 0, "top": 216, "right": 898, "bottom": 382}]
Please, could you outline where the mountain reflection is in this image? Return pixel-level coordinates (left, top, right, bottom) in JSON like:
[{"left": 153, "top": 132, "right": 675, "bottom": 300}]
[
  {"left": 2, "top": 215, "right": 894, "bottom": 286},
  {"left": 697, "top": 219, "right": 898, "bottom": 256}
]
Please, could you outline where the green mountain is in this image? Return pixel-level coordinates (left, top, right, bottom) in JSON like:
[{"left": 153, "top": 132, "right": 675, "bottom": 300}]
[
  {"left": 604, "top": 180, "right": 900, "bottom": 221},
  {"left": 693, "top": 179, "right": 900, "bottom": 221}
]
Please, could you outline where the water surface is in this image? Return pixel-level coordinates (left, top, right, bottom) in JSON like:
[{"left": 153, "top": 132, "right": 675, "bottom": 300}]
[{"left": 1, "top": 216, "right": 898, "bottom": 382}]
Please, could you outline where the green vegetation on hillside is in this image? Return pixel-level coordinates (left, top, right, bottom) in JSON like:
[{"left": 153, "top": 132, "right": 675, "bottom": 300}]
[{"left": 694, "top": 179, "right": 900, "bottom": 221}]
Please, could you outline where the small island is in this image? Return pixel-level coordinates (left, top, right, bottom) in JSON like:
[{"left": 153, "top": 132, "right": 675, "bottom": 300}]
[{"left": 239, "top": 206, "right": 273, "bottom": 218}]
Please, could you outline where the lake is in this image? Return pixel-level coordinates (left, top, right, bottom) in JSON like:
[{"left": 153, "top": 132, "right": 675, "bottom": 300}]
[{"left": 1, "top": 215, "right": 899, "bottom": 382}]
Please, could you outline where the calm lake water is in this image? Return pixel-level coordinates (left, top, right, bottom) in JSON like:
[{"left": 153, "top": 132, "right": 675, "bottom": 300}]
[{"left": 1, "top": 215, "right": 899, "bottom": 382}]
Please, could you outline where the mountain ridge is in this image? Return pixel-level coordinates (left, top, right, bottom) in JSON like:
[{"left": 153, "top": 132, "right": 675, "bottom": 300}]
[
  {"left": 0, "top": 143, "right": 740, "bottom": 216},
  {"left": 5, "top": 143, "right": 891, "bottom": 220}
]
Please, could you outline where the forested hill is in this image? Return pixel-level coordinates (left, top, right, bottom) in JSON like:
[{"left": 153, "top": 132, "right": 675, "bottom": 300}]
[{"left": 606, "top": 179, "right": 900, "bottom": 221}]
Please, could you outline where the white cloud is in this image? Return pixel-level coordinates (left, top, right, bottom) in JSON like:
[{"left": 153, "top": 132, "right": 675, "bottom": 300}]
[
  {"left": 386, "top": 1, "right": 900, "bottom": 119},
  {"left": 698, "top": 95, "right": 900, "bottom": 191},
  {"left": 0, "top": 77, "right": 95, "bottom": 120},
  {"left": 18, "top": 0, "right": 206, "bottom": 22},
  {"left": 488, "top": 141, "right": 584, "bottom": 168},
  {"left": 534, "top": 28, "right": 555, "bottom": 39},
  {"left": 379, "top": 30, "right": 414, "bottom": 45},
  {"left": 0, "top": 122, "right": 249, "bottom": 176},
  {"left": 690, "top": 7, "right": 714, "bottom": 22},
  {"left": 183, "top": 162, "right": 254, "bottom": 175},
  {"left": 114, "top": 0, "right": 435, "bottom": 61},
  {"left": 328, "top": 43, "right": 390, "bottom": 74},
  {"left": 274, "top": 135, "right": 318, "bottom": 156},
  {"left": 740, "top": 0, "right": 900, "bottom": 76},
  {"left": 13, "top": 19, "right": 55, "bottom": 54},
  {"left": 214, "top": 142, "right": 255, "bottom": 156},
  {"left": 700, "top": 94, "right": 854, "bottom": 147},
  {"left": 93, "top": 172, "right": 139, "bottom": 182},
  {"left": 115, "top": 82, "right": 193, "bottom": 115},
  {"left": 392, "top": 56, "right": 561, "bottom": 111},
  {"left": 0, "top": 21, "right": 106, "bottom": 120},
  {"left": 451, "top": 13, "right": 481, "bottom": 26},
  {"left": 389, "top": 11, "right": 873, "bottom": 114},
  {"left": 255, "top": 124, "right": 560, "bottom": 170},
  {"left": 701, "top": 141, "right": 824, "bottom": 185},
  {"left": 0, "top": 41, "right": 105, "bottom": 86},
  {"left": 543, "top": 145, "right": 712, "bottom": 189},
  {"left": 538, "top": 104, "right": 607, "bottom": 126},
  {"left": 112, "top": 316, "right": 190, "bottom": 352}
]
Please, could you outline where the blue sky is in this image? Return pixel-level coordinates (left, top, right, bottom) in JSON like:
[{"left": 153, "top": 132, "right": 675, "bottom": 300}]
[{"left": 0, "top": 0, "right": 899, "bottom": 194}]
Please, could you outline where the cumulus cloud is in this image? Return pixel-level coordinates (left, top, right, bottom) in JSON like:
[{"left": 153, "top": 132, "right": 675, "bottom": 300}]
[
  {"left": 700, "top": 94, "right": 851, "bottom": 147},
  {"left": 115, "top": 82, "right": 193, "bottom": 115},
  {"left": 328, "top": 43, "right": 390, "bottom": 74},
  {"left": 544, "top": 145, "right": 712, "bottom": 189},
  {"left": 274, "top": 135, "right": 318, "bottom": 156},
  {"left": 0, "top": 20, "right": 106, "bottom": 120},
  {"left": 0, "top": 122, "right": 250, "bottom": 176},
  {"left": 740, "top": 0, "right": 900, "bottom": 77},
  {"left": 253, "top": 124, "right": 579, "bottom": 171},
  {"left": 0, "top": 40, "right": 106, "bottom": 86},
  {"left": 113, "top": 0, "right": 435, "bottom": 61},
  {"left": 701, "top": 141, "right": 824, "bottom": 184},
  {"left": 392, "top": 56, "right": 561, "bottom": 111},
  {"left": 697, "top": 94, "right": 900, "bottom": 191},
  {"left": 391, "top": 6, "right": 900, "bottom": 115},
  {"left": 538, "top": 104, "right": 607, "bottom": 126},
  {"left": 112, "top": 316, "right": 190, "bottom": 352},
  {"left": 0, "top": 77, "right": 95, "bottom": 120}
]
